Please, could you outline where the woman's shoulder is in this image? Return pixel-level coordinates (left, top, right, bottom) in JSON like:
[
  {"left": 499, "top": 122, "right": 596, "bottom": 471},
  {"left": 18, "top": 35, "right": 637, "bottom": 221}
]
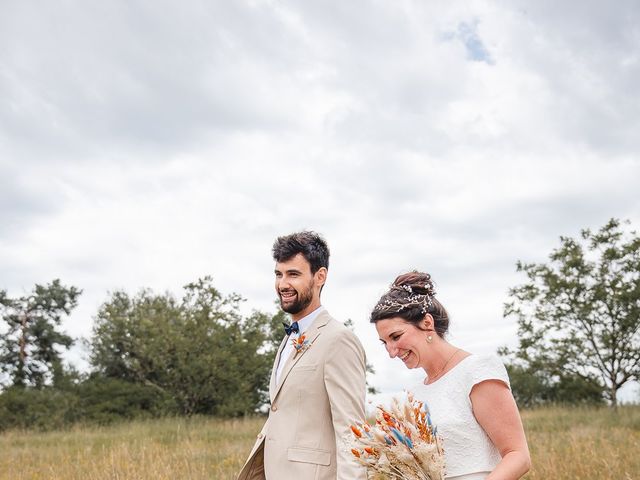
[
  {"left": 462, "top": 353, "right": 505, "bottom": 368},
  {"left": 411, "top": 354, "right": 509, "bottom": 394},
  {"left": 462, "top": 353, "right": 510, "bottom": 390}
]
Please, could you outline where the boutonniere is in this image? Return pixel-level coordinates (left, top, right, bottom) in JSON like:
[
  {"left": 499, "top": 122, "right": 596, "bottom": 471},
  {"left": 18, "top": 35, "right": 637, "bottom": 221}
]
[{"left": 292, "top": 334, "right": 310, "bottom": 354}]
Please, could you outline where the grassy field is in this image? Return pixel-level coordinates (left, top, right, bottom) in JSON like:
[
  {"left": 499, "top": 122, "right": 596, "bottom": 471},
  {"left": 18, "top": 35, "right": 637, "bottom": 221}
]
[
  {"left": 522, "top": 406, "right": 639, "bottom": 480},
  {"left": 1, "top": 406, "right": 638, "bottom": 479}
]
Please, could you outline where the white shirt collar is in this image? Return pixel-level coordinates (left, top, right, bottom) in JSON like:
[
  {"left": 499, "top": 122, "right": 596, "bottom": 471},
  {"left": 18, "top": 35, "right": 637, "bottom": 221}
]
[{"left": 293, "top": 305, "right": 325, "bottom": 335}]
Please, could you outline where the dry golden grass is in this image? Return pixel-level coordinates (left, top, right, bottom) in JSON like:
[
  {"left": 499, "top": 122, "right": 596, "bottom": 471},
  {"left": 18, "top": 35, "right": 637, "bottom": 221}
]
[
  {"left": 0, "top": 416, "right": 264, "bottom": 480},
  {"left": 521, "top": 405, "right": 639, "bottom": 480},
  {"left": 1, "top": 406, "right": 638, "bottom": 479}
]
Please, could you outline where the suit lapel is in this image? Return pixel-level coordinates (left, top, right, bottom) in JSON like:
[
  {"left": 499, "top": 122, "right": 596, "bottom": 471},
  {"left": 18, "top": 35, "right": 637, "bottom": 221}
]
[{"left": 270, "top": 310, "right": 331, "bottom": 403}]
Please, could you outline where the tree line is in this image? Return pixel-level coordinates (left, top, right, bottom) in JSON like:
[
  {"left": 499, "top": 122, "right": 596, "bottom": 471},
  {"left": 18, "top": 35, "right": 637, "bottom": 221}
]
[
  {"left": 1, "top": 218, "right": 639, "bottom": 430},
  {"left": 0, "top": 277, "right": 285, "bottom": 430}
]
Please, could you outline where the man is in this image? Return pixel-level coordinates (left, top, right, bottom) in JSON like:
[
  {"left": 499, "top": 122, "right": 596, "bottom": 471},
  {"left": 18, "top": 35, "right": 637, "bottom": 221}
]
[{"left": 237, "top": 231, "right": 367, "bottom": 480}]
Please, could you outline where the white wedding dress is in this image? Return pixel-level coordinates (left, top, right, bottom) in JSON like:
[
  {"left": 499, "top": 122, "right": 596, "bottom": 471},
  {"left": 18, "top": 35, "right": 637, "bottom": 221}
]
[{"left": 412, "top": 354, "right": 510, "bottom": 480}]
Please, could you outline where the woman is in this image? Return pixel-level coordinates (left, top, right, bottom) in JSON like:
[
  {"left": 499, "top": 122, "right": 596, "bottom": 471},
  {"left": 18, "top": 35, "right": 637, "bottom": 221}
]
[{"left": 371, "top": 271, "right": 530, "bottom": 480}]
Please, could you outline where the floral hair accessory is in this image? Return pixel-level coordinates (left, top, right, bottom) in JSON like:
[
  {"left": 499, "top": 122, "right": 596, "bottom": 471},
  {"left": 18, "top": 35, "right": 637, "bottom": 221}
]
[
  {"left": 373, "top": 292, "right": 433, "bottom": 315},
  {"left": 373, "top": 279, "right": 436, "bottom": 315},
  {"left": 291, "top": 334, "right": 310, "bottom": 354},
  {"left": 346, "top": 392, "right": 445, "bottom": 479}
]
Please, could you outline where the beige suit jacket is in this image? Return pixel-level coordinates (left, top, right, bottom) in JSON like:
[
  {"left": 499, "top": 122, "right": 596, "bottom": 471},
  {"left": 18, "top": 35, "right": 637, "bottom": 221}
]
[{"left": 237, "top": 310, "right": 367, "bottom": 480}]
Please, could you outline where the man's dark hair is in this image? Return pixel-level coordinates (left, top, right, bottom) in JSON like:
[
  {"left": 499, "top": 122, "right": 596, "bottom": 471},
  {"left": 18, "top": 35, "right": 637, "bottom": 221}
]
[{"left": 272, "top": 231, "right": 330, "bottom": 273}]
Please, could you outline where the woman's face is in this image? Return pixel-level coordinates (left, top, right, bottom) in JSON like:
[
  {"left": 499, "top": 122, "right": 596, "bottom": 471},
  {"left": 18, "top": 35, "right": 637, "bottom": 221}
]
[{"left": 375, "top": 316, "right": 429, "bottom": 370}]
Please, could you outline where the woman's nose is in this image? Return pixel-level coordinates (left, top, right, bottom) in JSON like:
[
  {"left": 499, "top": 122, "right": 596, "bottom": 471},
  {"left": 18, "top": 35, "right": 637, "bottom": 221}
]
[{"left": 386, "top": 343, "right": 398, "bottom": 358}]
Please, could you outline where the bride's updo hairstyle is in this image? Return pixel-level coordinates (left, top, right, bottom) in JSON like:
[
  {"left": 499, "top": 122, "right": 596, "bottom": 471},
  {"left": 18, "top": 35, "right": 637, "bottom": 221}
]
[{"left": 370, "top": 271, "right": 450, "bottom": 338}]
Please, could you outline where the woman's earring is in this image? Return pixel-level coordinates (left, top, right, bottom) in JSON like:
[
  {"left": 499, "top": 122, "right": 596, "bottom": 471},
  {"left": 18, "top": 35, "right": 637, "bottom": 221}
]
[{"left": 426, "top": 334, "right": 433, "bottom": 343}]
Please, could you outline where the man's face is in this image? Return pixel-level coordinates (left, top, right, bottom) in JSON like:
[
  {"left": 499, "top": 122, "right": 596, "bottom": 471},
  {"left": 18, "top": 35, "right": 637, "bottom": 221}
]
[{"left": 274, "top": 253, "right": 325, "bottom": 319}]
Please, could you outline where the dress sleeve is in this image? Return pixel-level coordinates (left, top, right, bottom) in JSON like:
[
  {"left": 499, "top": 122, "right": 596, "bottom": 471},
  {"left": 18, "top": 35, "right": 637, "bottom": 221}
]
[{"left": 466, "top": 354, "right": 511, "bottom": 395}]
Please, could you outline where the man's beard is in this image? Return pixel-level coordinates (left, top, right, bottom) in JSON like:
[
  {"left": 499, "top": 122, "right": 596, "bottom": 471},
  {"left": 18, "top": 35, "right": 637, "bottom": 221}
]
[{"left": 279, "top": 284, "right": 314, "bottom": 315}]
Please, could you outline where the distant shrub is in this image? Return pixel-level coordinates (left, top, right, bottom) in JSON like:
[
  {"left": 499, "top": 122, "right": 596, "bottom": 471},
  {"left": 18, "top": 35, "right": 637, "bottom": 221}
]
[
  {"left": 75, "top": 377, "right": 177, "bottom": 424},
  {"left": 0, "top": 379, "right": 177, "bottom": 431},
  {"left": 505, "top": 363, "right": 606, "bottom": 408},
  {"left": 0, "top": 386, "right": 80, "bottom": 431}
]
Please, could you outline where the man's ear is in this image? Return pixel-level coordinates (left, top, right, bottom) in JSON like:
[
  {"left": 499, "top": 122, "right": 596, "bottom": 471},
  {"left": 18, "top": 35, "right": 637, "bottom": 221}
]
[{"left": 315, "top": 267, "right": 327, "bottom": 287}]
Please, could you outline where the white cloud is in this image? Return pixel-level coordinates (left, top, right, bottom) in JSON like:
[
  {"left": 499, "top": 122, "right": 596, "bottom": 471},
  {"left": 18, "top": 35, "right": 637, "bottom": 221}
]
[{"left": 1, "top": 0, "right": 639, "bottom": 401}]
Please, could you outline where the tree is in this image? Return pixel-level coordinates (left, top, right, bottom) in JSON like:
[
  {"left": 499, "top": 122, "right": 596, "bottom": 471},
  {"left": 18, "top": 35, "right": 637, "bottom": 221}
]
[
  {"left": 0, "top": 280, "right": 81, "bottom": 388},
  {"left": 89, "top": 277, "right": 282, "bottom": 416},
  {"left": 503, "top": 219, "right": 640, "bottom": 407},
  {"left": 88, "top": 289, "right": 181, "bottom": 383}
]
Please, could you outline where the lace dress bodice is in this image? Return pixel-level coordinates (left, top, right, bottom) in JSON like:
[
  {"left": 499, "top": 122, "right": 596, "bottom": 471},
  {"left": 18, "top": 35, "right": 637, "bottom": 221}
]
[{"left": 412, "top": 354, "right": 510, "bottom": 480}]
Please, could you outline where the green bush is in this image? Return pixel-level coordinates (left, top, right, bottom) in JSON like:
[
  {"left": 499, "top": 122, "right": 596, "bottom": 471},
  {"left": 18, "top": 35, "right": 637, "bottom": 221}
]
[
  {"left": 0, "top": 386, "right": 80, "bottom": 430},
  {"left": 0, "top": 379, "right": 177, "bottom": 431},
  {"left": 75, "top": 377, "right": 177, "bottom": 424},
  {"left": 506, "top": 363, "right": 605, "bottom": 408}
]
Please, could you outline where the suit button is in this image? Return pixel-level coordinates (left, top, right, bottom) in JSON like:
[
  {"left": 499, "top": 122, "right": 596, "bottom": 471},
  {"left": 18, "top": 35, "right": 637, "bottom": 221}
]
[
  {"left": 257, "top": 433, "right": 264, "bottom": 439},
  {"left": 271, "top": 405, "right": 278, "bottom": 412}
]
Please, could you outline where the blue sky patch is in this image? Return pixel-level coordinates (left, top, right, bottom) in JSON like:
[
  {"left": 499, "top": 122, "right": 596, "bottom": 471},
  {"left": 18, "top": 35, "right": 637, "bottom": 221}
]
[{"left": 457, "top": 21, "right": 494, "bottom": 64}]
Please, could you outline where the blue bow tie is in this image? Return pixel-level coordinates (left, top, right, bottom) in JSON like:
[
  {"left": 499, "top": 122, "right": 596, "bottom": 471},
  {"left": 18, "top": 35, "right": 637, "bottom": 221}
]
[{"left": 283, "top": 321, "right": 300, "bottom": 336}]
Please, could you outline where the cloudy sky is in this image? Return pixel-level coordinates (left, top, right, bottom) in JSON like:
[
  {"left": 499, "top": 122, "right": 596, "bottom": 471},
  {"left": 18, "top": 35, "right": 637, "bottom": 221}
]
[{"left": 2, "top": 0, "right": 639, "bottom": 403}]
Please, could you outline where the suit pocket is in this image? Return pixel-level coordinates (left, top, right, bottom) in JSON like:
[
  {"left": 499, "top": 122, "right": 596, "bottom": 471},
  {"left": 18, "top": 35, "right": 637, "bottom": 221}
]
[
  {"left": 294, "top": 364, "right": 317, "bottom": 371},
  {"left": 287, "top": 446, "right": 331, "bottom": 466}
]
